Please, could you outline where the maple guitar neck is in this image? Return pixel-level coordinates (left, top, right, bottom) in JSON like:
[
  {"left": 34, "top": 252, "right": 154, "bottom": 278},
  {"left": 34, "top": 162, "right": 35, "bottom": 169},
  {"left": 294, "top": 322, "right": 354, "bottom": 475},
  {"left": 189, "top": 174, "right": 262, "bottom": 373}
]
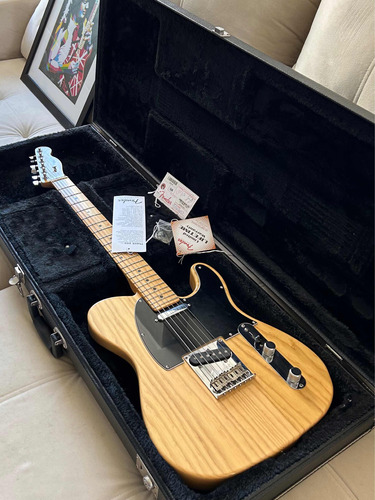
[{"left": 52, "top": 177, "right": 179, "bottom": 311}]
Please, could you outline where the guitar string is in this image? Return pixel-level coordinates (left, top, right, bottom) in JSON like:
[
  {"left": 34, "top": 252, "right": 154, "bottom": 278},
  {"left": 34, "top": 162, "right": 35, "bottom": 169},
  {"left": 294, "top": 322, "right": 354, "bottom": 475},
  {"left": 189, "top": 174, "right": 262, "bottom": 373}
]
[
  {"left": 52, "top": 180, "right": 211, "bottom": 352},
  {"left": 54, "top": 179, "right": 224, "bottom": 357},
  {"left": 161, "top": 308, "right": 227, "bottom": 380},
  {"left": 54, "top": 183, "right": 226, "bottom": 384},
  {"left": 52, "top": 178, "right": 227, "bottom": 379}
]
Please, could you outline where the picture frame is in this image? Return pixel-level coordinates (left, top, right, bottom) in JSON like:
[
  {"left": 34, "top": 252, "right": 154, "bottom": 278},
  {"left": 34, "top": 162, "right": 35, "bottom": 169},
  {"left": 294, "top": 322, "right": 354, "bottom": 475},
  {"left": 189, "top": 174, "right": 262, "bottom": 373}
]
[{"left": 21, "top": 0, "right": 100, "bottom": 128}]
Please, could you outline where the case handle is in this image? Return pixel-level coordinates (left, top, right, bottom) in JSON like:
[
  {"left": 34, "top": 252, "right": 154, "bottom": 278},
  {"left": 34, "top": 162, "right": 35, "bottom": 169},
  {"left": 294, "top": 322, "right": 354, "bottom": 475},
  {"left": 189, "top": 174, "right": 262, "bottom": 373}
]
[{"left": 27, "top": 294, "right": 65, "bottom": 358}]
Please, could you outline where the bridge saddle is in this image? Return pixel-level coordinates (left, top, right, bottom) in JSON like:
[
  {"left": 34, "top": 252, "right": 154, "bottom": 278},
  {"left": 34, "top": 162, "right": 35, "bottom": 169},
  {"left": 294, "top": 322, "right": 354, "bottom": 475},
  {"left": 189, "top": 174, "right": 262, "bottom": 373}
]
[{"left": 184, "top": 339, "right": 255, "bottom": 398}]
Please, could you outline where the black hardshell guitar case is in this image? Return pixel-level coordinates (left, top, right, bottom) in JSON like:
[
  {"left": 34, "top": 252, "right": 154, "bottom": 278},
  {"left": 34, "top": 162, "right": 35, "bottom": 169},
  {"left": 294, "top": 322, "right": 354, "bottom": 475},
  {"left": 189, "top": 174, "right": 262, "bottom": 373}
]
[{"left": 0, "top": 0, "right": 373, "bottom": 498}]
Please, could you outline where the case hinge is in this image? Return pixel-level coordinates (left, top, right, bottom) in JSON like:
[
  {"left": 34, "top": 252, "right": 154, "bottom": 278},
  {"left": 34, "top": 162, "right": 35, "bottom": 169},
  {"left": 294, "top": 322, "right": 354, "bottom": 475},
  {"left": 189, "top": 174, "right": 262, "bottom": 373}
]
[
  {"left": 9, "top": 264, "right": 25, "bottom": 296},
  {"left": 136, "top": 455, "right": 159, "bottom": 498},
  {"left": 213, "top": 26, "right": 230, "bottom": 37}
]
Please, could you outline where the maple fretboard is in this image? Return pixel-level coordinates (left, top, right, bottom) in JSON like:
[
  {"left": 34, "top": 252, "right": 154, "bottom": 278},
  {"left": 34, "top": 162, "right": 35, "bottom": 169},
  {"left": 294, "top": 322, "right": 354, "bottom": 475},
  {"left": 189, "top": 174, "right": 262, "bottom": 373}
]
[{"left": 52, "top": 177, "right": 179, "bottom": 311}]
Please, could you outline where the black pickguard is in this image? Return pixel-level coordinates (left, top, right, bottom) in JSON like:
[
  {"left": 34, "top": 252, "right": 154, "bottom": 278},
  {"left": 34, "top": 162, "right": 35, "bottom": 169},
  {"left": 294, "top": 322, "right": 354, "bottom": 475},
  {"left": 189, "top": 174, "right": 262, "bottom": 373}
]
[{"left": 134, "top": 265, "right": 247, "bottom": 369}]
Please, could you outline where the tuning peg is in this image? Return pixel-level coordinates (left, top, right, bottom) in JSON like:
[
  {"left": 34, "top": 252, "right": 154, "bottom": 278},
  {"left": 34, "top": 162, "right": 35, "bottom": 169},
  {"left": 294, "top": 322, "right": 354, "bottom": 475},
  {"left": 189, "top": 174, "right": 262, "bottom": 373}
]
[
  {"left": 32, "top": 180, "right": 41, "bottom": 186},
  {"left": 31, "top": 175, "right": 40, "bottom": 181},
  {"left": 30, "top": 167, "right": 38, "bottom": 174},
  {"left": 29, "top": 155, "right": 36, "bottom": 160}
]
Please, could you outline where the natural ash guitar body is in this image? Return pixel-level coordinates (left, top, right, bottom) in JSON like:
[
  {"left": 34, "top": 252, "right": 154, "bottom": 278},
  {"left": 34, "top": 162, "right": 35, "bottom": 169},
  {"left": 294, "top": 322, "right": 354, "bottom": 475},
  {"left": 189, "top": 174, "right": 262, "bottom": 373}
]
[{"left": 88, "top": 263, "right": 333, "bottom": 489}]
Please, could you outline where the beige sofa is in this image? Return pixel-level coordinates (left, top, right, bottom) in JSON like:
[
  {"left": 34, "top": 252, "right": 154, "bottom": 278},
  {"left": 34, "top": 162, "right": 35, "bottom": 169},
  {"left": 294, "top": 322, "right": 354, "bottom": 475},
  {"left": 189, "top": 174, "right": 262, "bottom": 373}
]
[
  {"left": 0, "top": 0, "right": 373, "bottom": 148},
  {"left": 0, "top": 0, "right": 374, "bottom": 498},
  {"left": 0, "top": 0, "right": 63, "bottom": 146}
]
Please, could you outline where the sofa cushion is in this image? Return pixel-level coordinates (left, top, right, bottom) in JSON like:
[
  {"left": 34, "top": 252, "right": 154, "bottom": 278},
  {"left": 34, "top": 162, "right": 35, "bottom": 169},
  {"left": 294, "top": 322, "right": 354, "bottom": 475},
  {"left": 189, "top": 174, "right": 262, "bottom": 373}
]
[
  {"left": 294, "top": 0, "right": 375, "bottom": 113},
  {"left": 0, "top": 0, "right": 39, "bottom": 60},
  {"left": 0, "top": 58, "right": 63, "bottom": 146},
  {"left": 170, "top": 0, "right": 321, "bottom": 66},
  {"left": 0, "top": 247, "right": 13, "bottom": 290},
  {"left": 0, "top": 285, "right": 152, "bottom": 500},
  {"left": 21, "top": 0, "right": 48, "bottom": 59}
]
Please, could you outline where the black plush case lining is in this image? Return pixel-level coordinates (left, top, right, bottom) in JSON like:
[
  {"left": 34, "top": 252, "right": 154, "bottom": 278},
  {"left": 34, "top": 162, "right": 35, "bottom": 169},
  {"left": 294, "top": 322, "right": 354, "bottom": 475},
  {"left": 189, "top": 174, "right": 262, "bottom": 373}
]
[
  {"left": 0, "top": 0, "right": 374, "bottom": 497},
  {"left": 0, "top": 126, "right": 373, "bottom": 500}
]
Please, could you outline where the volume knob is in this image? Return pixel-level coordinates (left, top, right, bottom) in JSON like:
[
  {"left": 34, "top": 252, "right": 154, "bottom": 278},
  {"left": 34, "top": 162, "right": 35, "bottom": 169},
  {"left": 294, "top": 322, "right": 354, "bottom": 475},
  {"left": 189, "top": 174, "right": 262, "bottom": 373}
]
[
  {"left": 262, "top": 341, "right": 276, "bottom": 363},
  {"left": 287, "top": 367, "right": 302, "bottom": 389}
]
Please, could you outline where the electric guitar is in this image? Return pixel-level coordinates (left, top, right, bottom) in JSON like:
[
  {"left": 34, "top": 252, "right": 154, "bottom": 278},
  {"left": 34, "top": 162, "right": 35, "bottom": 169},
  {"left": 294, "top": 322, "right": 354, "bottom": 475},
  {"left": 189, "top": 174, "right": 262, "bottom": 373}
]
[{"left": 31, "top": 146, "right": 333, "bottom": 489}]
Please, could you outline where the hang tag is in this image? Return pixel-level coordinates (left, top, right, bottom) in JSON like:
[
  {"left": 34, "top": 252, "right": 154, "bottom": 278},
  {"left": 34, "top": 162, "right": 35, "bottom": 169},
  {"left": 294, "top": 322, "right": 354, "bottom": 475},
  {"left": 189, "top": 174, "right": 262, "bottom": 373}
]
[
  {"left": 171, "top": 216, "right": 216, "bottom": 256},
  {"left": 154, "top": 172, "right": 199, "bottom": 219},
  {"left": 112, "top": 196, "right": 146, "bottom": 253}
]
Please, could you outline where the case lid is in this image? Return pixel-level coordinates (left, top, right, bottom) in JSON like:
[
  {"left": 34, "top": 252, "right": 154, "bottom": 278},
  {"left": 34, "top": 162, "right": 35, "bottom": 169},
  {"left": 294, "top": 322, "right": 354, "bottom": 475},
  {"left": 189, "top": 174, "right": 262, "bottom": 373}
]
[{"left": 93, "top": 0, "right": 374, "bottom": 382}]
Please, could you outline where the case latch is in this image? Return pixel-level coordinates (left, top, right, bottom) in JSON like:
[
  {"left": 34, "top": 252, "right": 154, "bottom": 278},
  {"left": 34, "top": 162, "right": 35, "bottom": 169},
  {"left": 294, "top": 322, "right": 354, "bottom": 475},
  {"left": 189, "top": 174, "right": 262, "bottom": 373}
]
[
  {"left": 9, "top": 264, "right": 25, "bottom": 296},
  {"left": 51, "top": 327, "right": 68, "bottom": 358},
  {"left": 136, "top": 455, "right": 159, "bottom": 498}
]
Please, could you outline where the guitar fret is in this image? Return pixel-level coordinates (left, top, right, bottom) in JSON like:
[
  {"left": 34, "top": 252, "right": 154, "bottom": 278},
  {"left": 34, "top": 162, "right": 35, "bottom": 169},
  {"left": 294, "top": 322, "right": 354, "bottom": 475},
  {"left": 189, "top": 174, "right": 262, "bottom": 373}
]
[
  {"left": 91, "top": 224, "right": 111, "bottom": 232},
  {"left": 53, "top": 182, "right": 74, "bottom": 191},
  {"left": 81, "top": 215, "right": 107, "bottom": 224},
  {"left": 132, "top": 272, "right": 160, "bottom": 283},
  {"left": 96, "top": 234, "right": 112, "bottom": 242},
  {"left": 64, "top": 193, "right": 86, "bottom": 201},
  {"left": 74, "top": 206, "right": 99, "bottom": 215},
  {"left": 127, "top": 268, "right": 155, "bottom": 279},
  {"left": 144, "top": 276, "right": 163, "bottom": 285},
  {"left": 146, "top": 289, "right": 174, "bottom": 301},
  {"left": 124, "top": 264, "right": 150, "bottom": 275},
  {"left": 122, "top": 259, "right": 145, "bottom": 268},
  {"left": 69, "top": 200, "right": 92, "bottom": 208}
]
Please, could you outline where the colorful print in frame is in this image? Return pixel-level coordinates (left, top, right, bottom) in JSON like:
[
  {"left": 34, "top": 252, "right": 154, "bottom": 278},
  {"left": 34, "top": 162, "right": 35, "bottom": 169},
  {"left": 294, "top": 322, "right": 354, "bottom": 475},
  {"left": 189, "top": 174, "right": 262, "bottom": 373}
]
[{"left": 22, "top": 0, "right": 99, "bottom": 127}]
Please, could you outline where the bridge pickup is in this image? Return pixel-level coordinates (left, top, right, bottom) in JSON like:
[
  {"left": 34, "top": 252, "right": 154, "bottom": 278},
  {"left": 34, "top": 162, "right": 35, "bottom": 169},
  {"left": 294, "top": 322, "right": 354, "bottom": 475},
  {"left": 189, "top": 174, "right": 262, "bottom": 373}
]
[
  {"left": 189, "top": 346, "right": 232, "bottom": 366},
  {"left": 184, "top": 339, "right": 255, "bottom": 398},
  {"left": 157, "top": 303, "right": 189, "bottom": 321}
]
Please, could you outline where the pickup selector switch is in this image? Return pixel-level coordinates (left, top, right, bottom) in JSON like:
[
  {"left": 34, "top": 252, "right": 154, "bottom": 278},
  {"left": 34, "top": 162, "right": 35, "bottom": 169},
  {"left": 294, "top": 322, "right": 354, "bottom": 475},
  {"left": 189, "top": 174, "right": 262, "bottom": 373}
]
[
  {"left": 262, "top": 341, "right": 276, "bottom": 363},
  {"left": 287, "top": 367, "right": 302, "bottom": 389}
]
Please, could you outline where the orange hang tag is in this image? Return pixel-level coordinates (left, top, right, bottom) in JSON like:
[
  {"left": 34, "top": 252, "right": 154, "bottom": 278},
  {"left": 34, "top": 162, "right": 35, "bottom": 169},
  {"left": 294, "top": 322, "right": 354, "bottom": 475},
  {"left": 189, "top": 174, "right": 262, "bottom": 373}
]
[{"left": 171, "top": 216, "right": 216, "bottom": 256}]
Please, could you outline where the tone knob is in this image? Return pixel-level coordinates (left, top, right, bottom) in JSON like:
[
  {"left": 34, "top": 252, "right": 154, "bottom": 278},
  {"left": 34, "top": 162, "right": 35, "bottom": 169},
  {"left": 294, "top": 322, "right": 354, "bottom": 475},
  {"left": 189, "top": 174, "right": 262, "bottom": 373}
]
[
  {"left": 287, "top": 367, "right": 302, "bottom": 389},
  {"left": 262, "top": 341, "right": 276, "bottom": 363}
]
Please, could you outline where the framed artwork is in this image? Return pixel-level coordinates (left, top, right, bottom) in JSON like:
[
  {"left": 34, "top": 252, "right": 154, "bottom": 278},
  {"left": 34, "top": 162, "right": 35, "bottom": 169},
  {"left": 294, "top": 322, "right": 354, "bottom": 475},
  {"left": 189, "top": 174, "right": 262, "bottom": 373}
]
[{"left": 21, "top": 0, "right": 100, "bottom": 128}]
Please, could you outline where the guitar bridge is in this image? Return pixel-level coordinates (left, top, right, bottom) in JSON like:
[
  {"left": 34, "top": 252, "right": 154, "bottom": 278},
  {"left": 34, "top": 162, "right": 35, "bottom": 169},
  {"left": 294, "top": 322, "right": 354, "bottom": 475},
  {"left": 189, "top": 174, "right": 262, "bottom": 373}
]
[{"left": 184, "top": 339, "right": 255, "bottom": 398}]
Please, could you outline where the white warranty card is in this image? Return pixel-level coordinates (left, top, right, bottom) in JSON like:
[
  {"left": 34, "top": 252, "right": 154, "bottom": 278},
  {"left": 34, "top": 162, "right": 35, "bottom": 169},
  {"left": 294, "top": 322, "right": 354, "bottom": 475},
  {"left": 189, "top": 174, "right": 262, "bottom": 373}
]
[
  {"left": 112, "top": 196, "right": 146, "bottom": 253},
  {"left": 154, "top": 172, "right": 199, "bottom": 219},
  {"left": 171, "top": 216, "right": 216, "bottom": 256}
]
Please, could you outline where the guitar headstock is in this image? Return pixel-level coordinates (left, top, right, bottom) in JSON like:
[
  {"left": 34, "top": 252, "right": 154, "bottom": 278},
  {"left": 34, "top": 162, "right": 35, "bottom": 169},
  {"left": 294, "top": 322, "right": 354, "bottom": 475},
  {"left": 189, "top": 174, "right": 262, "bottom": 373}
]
[{"left": 30, "top": 146, "right": 65, "bottom": 187}]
